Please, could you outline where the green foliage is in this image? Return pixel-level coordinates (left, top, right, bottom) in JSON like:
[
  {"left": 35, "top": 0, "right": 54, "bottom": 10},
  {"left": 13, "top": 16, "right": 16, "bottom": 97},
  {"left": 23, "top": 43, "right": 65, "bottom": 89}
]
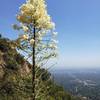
[
  {"left": 3, "top": 54, "right": 19, "bottom": 70},
  {"left": 15, "top": 54, "right": 25, "bottom": 65}
]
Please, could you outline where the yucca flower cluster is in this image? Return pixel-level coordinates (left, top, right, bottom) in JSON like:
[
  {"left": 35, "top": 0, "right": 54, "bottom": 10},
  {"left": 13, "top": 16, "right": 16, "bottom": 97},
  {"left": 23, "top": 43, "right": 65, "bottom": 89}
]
[
  {"left": 14, "top": 0, "right": 58, "bottom": 63},
  {"left": 17, "top": 0, "right": 55, "bottom": 29}
]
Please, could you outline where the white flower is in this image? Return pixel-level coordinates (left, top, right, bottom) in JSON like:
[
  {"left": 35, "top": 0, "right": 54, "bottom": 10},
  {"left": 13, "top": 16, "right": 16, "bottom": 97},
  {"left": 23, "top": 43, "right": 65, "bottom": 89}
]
[
  {"left": 52, "top": 32, "right": 58, "bottom": 36},
  {"left": 22, "top": 25, "right": 29, "bottom": 32},
  {"left": 51, "top": 22, "right": 55, "bottom": 29},
  {"left": 38, "top": 36, "right": 42, "bottom": 41},
  {"left": 51, "top": 39, "right": 59, "bottom": 44},
  {"left": 37, "top": 32, "right": 41, "bottom": 36},
  {"left": 22, "top": 34, "right": 29, "bottom": 40},
  {"left": 49, "top": 44, "right": 53, "bottom": 48},
  {"left": 54, "top": 45, "right": 57, "bottom": 49},
  {"left": 42, "top": 45, "right": 46, "bottom": 48},
  {"left": 49, "top": 44, "right": 57, "bottom": 49},
  {"left": 42, "top": 30, "right": 46, "bottom": 34},
  {"left": 30, "top": 39, "right": 35, "bottom": 45}
]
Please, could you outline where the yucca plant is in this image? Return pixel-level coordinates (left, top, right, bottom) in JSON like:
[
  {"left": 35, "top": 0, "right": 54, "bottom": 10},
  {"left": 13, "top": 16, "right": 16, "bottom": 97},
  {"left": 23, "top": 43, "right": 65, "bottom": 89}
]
[{"left": 13, "top": 0, "right": 58, "bottom": 99}]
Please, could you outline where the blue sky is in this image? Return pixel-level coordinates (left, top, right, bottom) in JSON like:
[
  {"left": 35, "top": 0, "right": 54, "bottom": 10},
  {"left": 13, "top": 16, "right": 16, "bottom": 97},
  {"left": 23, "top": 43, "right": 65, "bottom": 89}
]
[{"left": 0, "top": 0, "right": 100, "bottom": 68}]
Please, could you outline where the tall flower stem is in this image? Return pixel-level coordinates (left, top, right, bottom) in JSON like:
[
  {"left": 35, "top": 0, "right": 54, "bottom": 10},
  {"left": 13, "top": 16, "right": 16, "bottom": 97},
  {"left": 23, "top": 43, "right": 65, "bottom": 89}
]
[{"left": 32, "top": 26, "right": 36, "bottom": 100}]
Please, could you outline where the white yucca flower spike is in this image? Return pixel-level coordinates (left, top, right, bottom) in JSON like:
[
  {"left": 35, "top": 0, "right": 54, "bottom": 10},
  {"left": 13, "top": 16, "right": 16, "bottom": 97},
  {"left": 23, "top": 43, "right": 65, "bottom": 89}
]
[{"left": 14, "top": 0, "right": 58, "bottom": 98}]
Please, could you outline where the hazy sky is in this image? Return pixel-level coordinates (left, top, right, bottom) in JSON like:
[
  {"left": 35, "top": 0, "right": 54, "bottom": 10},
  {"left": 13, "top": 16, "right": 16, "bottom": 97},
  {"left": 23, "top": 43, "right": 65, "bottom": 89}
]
[{"left": 0, "top": 0, "right": 100, "bottom": 68}]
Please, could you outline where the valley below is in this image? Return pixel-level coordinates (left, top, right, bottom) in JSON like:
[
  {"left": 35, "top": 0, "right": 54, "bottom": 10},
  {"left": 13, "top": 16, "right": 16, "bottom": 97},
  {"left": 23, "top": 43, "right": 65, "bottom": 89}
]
[{"left": 52, "top": 68, "right": 100, "bottom": 100}]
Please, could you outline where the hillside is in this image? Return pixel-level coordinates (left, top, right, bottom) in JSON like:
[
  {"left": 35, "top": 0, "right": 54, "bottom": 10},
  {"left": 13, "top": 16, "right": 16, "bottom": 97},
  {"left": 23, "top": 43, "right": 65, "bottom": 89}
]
[{"left": 0, "top": 36, "right": 83, "bottom": 100}]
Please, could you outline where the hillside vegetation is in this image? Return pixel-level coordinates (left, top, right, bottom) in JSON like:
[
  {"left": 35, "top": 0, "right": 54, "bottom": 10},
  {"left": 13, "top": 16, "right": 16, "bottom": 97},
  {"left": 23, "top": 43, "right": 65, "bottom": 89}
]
[{"left": 0, "top": 36, "right": 83, "bottom": 100}]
